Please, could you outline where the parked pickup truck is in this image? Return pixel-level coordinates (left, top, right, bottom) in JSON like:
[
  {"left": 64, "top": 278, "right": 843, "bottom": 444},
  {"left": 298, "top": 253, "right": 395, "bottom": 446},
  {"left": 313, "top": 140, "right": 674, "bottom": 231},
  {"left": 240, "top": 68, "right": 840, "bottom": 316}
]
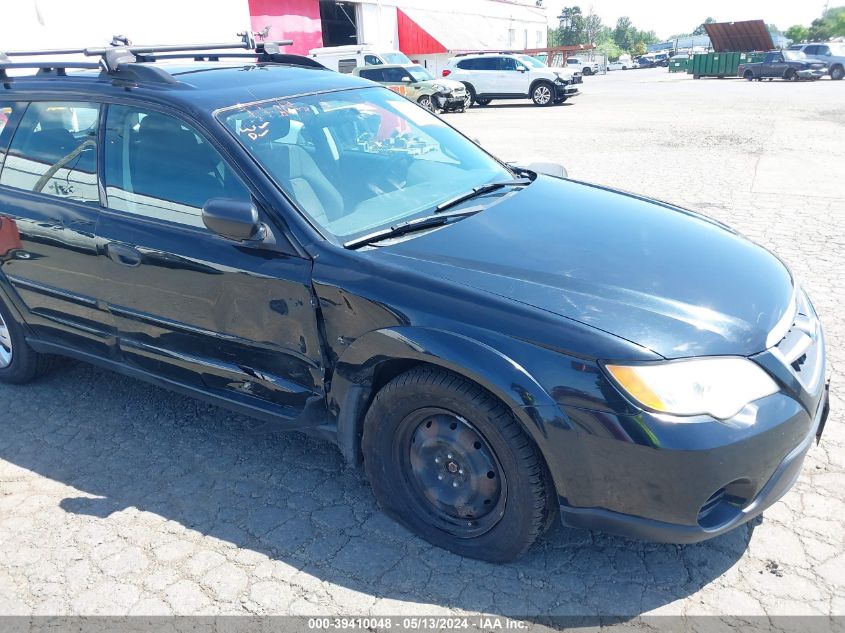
[{"left": 738, "top": 50, "right": 828, "bottom": 81}]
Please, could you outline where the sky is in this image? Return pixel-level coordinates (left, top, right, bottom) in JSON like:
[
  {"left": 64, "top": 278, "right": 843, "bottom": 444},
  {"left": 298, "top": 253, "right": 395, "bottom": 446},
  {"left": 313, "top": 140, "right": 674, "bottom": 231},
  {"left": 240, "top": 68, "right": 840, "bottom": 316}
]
[{"left": 546, "top": 0, "right": 829, "bottom": 39}]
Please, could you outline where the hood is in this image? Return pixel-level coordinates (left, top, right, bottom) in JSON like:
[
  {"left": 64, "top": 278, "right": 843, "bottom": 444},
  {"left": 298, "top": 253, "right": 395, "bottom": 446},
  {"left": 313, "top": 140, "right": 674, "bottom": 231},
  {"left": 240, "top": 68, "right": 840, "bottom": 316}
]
[
  {"left": 377, "top": 177, "right": 794, "bottom": 359},
  {"left": 548, "top": 66, "right": 575, "bottom": 79},
  {"left": 422, "top": 78, "right": 465, "bottom": 91}
]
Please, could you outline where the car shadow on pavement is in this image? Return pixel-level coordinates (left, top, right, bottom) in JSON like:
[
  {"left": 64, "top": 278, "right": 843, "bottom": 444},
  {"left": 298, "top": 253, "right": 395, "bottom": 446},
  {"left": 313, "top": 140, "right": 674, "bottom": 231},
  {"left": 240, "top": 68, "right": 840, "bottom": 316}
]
[
  {"left": 470, "top": 102, "right": 575, "bottom": 110},
  {"left": 0, "top": 362, "right": 752, "bottom": 619}
]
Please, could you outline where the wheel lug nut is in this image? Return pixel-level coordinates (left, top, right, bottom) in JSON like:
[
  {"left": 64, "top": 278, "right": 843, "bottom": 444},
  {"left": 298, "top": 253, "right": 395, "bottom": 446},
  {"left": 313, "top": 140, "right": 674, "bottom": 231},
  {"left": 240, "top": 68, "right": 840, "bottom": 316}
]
[
  {"left": 437, "top": 474, "right": 444, "bottom": 481},
  {"left": 458, "top": 469, "right": 464, "bottom": 475},
  {"left": 452, "top": 481, "right": 459, "bottom": 488},
  {"left": 447, "top": 453, "right": 453, "bottom": 459},
  {"left": 434, "top": 457, "right": 441, "bottom": 464}
]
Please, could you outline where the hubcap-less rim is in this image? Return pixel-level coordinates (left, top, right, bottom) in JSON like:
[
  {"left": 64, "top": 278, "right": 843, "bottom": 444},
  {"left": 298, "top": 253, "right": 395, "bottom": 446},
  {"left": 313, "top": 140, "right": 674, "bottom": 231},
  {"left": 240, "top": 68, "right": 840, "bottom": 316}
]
[
  {"left": 400, "top": 408, "right": 506, "bottom": 538},
  {"left": 0, "top": 310, "right": 12, "bottom": 368},
  {"left": 534, "top": 86, "right": 551, "bottom": 104},
  {"left": 420, "top": 97, "right": 433, "bottom": 112}
]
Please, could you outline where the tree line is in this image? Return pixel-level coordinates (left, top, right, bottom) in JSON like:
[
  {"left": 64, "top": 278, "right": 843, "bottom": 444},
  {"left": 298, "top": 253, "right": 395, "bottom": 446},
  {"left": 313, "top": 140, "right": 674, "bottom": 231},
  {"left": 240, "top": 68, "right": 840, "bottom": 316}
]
[
  {"left": 547, "top": 7, "right": 658, "bottom": 60},
  {"left": 785, "top": 6, "right": 845, "bottom": 43},
  {"left": 548, "top": 7, "right": 845, "bottom": 61}
]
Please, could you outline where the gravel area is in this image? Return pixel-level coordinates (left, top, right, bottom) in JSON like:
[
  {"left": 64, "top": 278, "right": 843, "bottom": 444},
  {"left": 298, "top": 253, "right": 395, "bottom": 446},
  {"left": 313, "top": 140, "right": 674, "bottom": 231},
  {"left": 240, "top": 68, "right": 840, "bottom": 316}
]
[{"left": 0, "top": 68, "right": 843, "bottom": 622}]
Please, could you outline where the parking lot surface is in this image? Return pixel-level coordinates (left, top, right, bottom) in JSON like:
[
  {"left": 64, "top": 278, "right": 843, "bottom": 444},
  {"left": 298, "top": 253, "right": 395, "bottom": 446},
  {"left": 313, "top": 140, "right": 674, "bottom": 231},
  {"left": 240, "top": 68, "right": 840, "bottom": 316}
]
[{"left": 0, "top": 69, "right": 843, "bottom": 621}]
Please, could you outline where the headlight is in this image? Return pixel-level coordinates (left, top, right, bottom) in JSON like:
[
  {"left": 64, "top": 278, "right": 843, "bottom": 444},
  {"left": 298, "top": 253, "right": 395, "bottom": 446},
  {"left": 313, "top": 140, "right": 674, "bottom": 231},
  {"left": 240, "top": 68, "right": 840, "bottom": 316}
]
[
  {"left": 605, "top": 358, "right": 779, "bottom": 420},
  {"left": 432, "top": 84, "right": 450, "bottom": 94}
]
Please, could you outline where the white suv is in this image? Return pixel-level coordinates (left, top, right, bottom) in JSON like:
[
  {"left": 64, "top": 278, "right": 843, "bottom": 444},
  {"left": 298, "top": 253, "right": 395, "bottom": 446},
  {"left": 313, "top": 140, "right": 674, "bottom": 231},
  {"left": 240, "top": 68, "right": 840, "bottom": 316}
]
[{"left": 442, "top": 53, "right": 581, "bottom": 107}]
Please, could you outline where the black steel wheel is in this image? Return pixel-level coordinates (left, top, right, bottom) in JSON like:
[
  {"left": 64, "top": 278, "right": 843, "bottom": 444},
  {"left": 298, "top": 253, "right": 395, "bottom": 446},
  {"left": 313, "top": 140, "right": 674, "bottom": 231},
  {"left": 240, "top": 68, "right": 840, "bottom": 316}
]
[
  {"left": 402, "top": 408, "right": 506, "bottom": 537},
  {"left": 362, "top": 367, "right": 554, "bottom": 562}
]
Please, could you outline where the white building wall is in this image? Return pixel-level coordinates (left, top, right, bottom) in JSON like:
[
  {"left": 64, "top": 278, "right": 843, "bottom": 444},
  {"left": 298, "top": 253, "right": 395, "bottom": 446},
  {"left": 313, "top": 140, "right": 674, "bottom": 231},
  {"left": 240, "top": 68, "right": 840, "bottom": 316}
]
[
  {"left": 0, "top": 0, "right": 251, "bottom": 53},
  {"left": 356, "top": 3, "right": 399, "bottom": 49},
  {"left": 354, "top": 0, "right": 546, "bottom": 50},
  {"left": 349, "top": 0, "right": 547, "bottom": 75}
]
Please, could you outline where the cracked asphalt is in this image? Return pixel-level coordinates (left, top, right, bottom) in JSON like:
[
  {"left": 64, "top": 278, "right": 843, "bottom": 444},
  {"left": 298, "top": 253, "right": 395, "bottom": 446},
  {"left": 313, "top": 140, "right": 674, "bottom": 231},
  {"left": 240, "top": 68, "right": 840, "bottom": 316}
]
[{"left": 0, "top": 69, "right": 843, "bottom": 621}]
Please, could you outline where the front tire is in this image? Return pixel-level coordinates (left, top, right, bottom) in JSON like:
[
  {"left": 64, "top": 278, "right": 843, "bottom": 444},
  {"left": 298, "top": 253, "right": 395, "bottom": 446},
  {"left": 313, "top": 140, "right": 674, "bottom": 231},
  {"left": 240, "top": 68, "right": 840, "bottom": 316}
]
[
  {"left": 461, "top": 83, "right": 476, "bottom": 109},
  {"left": 475, "top": 98, "right": 492, "bottom": 106},
  {"left": 744, "top": 70, "right": 754, "bottom": 81},
  {"left": 785, "top": 68, "right": 798, "bottom": 82},
  {"left": 531, "top": 82, "right": 554, "bottom": 106},
  {"left": 417, "top": 95, "right": 434, "bottom": 112},
  {"left": 831, "top": 65, "right": 844, "bottom": 80},
  {"left": 0, "top": 295, "right": 56, "bottom": 384},
  {"left": 362, "top": 367, "right": 553, "bottom": 562},
  {"left": 582, "top": 67, "right": 593, "bottom": 76}
]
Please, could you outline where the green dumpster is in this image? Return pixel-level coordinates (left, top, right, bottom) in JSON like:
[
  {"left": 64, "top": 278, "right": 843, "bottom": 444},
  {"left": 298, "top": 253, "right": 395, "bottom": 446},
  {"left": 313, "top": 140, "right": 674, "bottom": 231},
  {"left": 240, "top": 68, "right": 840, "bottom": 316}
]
[
  {"left": 689, "top": 51, "right": 764, "bottom": 78},
  {"left": 668, "top": 57, "right": 690, "bottom": 72}
]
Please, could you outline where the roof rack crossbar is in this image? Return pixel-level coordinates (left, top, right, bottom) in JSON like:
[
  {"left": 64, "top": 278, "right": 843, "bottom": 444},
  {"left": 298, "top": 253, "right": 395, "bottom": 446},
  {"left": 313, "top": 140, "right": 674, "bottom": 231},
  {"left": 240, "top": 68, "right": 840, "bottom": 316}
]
[
  {"left": 1, "top": 36, "right": 306, "bottom": 85},
  {"left": 0, "top": 61, "right": 101, "bottom": 82},
  {"left": 86, "top": 39, "right": 294, "bottom": 72},
  {"left": 134, "top": 51, "right": 327, "bottom": 69}
]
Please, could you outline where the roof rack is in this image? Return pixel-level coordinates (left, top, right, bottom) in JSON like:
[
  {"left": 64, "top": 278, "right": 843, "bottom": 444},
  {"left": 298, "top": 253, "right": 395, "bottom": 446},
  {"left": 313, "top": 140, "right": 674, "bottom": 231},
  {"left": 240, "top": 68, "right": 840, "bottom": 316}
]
[
  {"left": 452, "top": 50, "right": 524, "bottom": 57},
  {"left": 1, "top": 32, "right": 321, "bottom": 86}
]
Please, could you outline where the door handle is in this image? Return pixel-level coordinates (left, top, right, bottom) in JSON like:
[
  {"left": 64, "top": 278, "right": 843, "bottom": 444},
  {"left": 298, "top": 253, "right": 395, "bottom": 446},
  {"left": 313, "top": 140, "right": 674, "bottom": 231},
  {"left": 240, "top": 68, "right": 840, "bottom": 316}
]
[{"left": 106, "top": 243, "right": 142, "bottom": 267}]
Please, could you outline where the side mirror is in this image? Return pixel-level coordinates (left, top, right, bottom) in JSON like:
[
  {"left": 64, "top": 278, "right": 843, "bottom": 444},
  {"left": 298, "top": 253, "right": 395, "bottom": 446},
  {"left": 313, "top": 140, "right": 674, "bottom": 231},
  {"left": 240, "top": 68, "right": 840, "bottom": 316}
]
[
  {"left": 401, "top": 76, "right": 412, "bottom": 83},
  {"left": 202, "top": 198, "right": 262, "bottom": 242},
  {"left": 526, "top": 161, "right": 568, "bottom": 179},
  {"left": 517, "top": 65, "right": 527, "bottom": 73}
]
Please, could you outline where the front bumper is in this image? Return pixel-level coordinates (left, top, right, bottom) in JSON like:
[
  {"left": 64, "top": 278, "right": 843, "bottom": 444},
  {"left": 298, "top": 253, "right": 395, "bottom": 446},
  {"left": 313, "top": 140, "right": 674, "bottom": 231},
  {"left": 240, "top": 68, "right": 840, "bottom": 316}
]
[
  {"left": 434, "top": 93, "right": 467, "bottom": 110},
  {"left": 554, "top": 84, "right": 580, "bottom": 99},
  {"left": 797, "top": 68, "right": 827, "bottom": 79},
  {"left": 559, "top": 383, "right": 830, "bottom": 543}
]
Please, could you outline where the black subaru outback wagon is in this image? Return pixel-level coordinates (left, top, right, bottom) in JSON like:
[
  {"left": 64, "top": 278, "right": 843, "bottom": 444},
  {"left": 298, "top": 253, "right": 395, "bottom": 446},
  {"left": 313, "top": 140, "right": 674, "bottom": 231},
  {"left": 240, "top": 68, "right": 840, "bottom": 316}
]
[{"left": 0, "top": 39, "right": 829, "bottom": 561}]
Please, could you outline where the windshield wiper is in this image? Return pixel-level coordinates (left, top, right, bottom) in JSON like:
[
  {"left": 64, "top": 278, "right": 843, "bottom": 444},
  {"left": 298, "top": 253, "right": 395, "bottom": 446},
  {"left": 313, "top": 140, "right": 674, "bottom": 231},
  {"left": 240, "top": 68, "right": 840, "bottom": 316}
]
[
  {"left": 344, "top": 206, "right": 483, "bottom": 249},
  {"left": 435, "top": 177, "right": 531, "bottom": 214}
]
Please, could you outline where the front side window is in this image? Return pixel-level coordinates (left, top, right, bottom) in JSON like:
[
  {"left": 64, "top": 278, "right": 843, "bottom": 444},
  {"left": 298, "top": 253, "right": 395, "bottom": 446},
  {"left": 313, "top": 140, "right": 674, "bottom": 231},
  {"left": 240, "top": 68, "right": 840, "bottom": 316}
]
[
  {"left": 0, "top": 101, "right": 99, "bottom": 204},
  {"left": 500, "top": 57, "right": 518, "bottom": 71},
  {"left": 104, "top": 105, "right": 249, "bottom": 228},
  {"left": 518, "top": 55, "right": 547, "bottom": 69},
  {"left": 364, "top": 55, "right": 383, "bottom": 66},
  {"left": 219, "top": 87, "right": 511, "bottom": 241},
  {"left": 407, "top": 66, "right": 434, "bottom": 82},
  {"left": 382, "top": 67, "right": 411, "bottom": 83}
]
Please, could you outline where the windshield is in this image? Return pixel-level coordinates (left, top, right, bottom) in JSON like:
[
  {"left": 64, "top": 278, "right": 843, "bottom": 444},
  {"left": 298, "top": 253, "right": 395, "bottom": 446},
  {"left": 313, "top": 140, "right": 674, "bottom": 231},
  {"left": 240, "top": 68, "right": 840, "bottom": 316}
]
[
  {"left": 383, "top": 52, "right": 412, "bottom": 65},
  {"left": 407, "top": 65, "right": 434, "bottom": 81},
  {"left": 218, "top": 87, "right": 512, "bottom": 242},
  {"left": 518, "top": 55, "right": 547, "bottom": 69},
  {"left": 784, "top": 51, "right": 806, "bottom": 60}
]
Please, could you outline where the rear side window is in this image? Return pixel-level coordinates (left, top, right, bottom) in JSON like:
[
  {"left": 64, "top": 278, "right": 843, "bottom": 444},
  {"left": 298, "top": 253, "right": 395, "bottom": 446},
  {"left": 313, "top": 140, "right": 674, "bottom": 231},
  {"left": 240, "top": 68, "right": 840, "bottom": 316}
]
[
  {"left": 0, "top": 103, "right": 13, "bottom": 136},
  {"left": 103, "top": 105, "right": 249, "bottom": 228},
  {"left": 456, "top": 59, "right": 476, "bottom": 70},
  {"left": 0, "top": 102, "right": 20, "bottom": 173},
  {"left": 0, "top": 101, "right": 100, "bottom": 204},
  {"left": 359, "top": 68, "right": 385, "bottom": 81}
]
